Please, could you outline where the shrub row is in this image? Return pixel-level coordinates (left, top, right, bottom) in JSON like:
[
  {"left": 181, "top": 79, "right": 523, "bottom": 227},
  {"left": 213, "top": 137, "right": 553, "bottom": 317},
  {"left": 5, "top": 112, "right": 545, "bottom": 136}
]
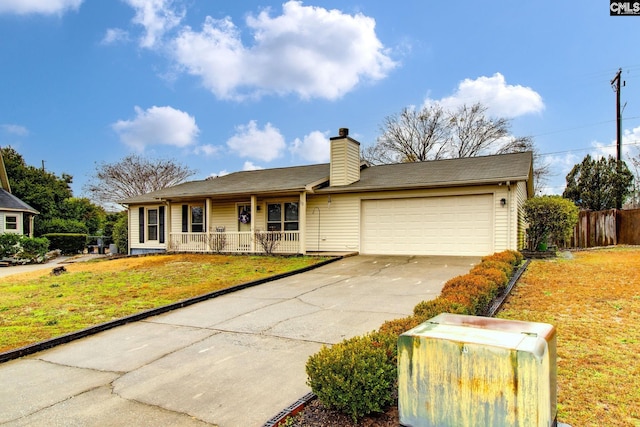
[
  {"left": 42, "top": 233, "right": 87, "bottom": 255},
  {"left": 305, "top": 250, "right": 523, "bottom": 421},
  {"left": 0, "top": 233, "right": 50, "bottom": 264}
]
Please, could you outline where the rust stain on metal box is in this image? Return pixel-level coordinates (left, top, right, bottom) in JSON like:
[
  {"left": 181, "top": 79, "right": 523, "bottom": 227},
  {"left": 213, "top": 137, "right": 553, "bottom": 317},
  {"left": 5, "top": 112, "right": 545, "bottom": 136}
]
[{"left": 398, "top": 313, "right": 557, "bottom": 427}]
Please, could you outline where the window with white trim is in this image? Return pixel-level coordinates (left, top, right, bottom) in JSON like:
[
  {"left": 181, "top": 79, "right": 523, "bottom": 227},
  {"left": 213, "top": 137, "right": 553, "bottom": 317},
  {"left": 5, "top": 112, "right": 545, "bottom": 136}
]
[
  {"left": 147, "top": 209, "right": 158, "bottom": 241},
  {"left": 191, "top": 205, "right": 204, "bottom": 232},
  {"left": 5, "top": 216, "right": 17, "bottom": 230},
  {"left": 267, "top": 202, "right": 298, "bottom": 231}
]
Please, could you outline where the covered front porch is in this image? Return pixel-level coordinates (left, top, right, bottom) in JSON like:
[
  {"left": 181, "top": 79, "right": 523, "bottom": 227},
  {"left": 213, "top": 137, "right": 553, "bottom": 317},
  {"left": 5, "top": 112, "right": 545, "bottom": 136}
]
[
  {"left": 162, "top": 191, "right": 310, "bottom": 255},
  {"left": 168, "top": 230, "right": 301, "bottom": 254}
]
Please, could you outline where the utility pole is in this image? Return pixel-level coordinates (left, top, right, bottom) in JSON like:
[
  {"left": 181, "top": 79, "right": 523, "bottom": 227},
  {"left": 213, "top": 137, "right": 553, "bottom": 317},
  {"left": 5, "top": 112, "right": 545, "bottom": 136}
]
[{"left": 611, "top": 68, "right": 623, "bottom": 209}]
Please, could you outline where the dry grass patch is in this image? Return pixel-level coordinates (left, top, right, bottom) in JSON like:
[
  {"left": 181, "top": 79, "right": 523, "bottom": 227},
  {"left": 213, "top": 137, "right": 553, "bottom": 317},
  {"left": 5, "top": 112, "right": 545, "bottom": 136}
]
[
  {"left": 0, "top": 254, "right": 329, "bottom": 353},
  {"left": 498, "top": 247, "right": 640, "bottom": 427}
]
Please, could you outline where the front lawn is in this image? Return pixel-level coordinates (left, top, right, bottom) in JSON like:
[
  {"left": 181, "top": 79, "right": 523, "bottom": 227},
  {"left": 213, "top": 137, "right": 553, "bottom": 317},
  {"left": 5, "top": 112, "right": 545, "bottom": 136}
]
[
  {"left": 0, "top": 254, "right": 329, "bottom": 353},
  {"left": 498, "top": 247, "right": 640, "bottom": 427}
]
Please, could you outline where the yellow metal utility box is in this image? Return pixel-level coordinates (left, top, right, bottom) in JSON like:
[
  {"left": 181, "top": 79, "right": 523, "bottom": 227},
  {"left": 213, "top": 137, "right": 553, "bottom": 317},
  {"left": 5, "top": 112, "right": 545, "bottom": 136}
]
[{"left": 398, "top": 313, "right": 557, "bottom": 427}]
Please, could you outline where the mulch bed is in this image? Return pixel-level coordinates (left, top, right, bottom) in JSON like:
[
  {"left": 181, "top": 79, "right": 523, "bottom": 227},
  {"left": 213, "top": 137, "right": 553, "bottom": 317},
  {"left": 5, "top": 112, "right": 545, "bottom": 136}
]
[{"left": 286, "top": 398, "right": 399, "bottom": 426}]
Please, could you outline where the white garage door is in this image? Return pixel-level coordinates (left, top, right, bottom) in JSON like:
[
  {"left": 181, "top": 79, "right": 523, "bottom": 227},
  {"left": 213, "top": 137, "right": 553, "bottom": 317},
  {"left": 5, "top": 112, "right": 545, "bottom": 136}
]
[{"left": 361, "top": 195, "right": 493, "bottom": 256}]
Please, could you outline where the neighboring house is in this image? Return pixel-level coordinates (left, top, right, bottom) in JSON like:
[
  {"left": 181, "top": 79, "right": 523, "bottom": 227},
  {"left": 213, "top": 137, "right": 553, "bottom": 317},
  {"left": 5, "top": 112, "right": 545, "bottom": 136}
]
[
  {"left": 121, "top": 129, "right": 533, "bottom": 257},
  {"left": 0, "top": 150, "right": 38, "bottom": 236}
]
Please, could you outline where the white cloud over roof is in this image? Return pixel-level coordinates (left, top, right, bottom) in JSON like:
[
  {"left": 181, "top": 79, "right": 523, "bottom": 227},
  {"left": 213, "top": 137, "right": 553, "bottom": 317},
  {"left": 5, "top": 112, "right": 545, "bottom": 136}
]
[
  {"left": 112, "top": 105, "right": 200, "bottom": 151},
  {"left": 226, "top": 121, "right": 285, "bottom": 162},
  {"left": 290, "top": 130, "right": 330, "bottom": 163},
  {"left": 0, "top": 0, "right": 82, "bottom": 15},
  {"left": 427, "top": 73, "right": 544, "bottom": 118}
]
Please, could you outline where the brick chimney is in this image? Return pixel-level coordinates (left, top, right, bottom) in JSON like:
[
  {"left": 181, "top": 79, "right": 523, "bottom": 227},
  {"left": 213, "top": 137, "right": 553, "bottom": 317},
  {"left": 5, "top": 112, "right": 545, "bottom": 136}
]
[{"left": 330, "top": 128, "right": 360, "bottom": 186}]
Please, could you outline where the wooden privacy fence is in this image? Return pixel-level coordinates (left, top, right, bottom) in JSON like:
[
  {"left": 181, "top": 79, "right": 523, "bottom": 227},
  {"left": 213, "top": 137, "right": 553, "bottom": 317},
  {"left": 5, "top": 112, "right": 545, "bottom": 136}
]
[{"left": 570, "top": 208, "right": 640, "bottom": 248}]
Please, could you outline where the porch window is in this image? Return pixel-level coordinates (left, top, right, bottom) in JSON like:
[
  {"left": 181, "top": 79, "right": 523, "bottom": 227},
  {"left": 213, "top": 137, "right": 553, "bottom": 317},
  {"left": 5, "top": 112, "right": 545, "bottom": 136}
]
[
  {"left": 191, "top": 205, "right": 204, "bottom": 232},
  {"left": 5, "top": 216, "right": 17, "bottom": 230},
  {"left": 182, "top": 204, "right": 205, "bottom": 232},
  {"left": 147, "top": 209, "right": 158, "bottom": 241},
  {"left": 267, "top": 202, "right": 298, "bottom": 231}
]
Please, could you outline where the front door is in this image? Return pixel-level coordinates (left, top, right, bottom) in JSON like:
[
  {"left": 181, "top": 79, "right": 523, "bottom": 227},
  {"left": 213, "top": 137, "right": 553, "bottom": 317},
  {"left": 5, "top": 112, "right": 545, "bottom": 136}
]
[{"left": 238, "top": 204, "right": 252, "bottom": 232}]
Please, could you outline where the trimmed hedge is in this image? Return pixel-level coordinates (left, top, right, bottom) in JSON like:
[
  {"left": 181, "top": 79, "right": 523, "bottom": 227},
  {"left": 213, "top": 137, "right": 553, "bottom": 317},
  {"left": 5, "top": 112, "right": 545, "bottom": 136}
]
[
  {"left": 43, "top": 233, "right": 87, "bottom": 255},
  {"left": 306, "top": 250, "right": 523, "bottom": 421}
]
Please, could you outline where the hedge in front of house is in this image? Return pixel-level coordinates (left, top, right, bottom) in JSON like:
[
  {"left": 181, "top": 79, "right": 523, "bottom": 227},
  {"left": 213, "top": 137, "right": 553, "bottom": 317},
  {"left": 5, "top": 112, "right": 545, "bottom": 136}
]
[
  {"left": 43, "top": 233, "right": 87, "bottom": 255},
  {"left": 305, "top": 250, "right": 524, "bottom": 422}
]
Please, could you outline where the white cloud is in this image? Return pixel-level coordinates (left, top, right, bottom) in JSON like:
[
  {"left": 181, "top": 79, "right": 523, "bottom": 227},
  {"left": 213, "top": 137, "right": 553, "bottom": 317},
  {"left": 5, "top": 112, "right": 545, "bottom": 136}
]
[
  {"left": 290, "top": 130, "right": 330, "bottom": 163},
  {"left": 101, "top": 28, "right": 130, "bottom": 45},
  {"left": 112, "top": 105, "right": 199, "bottom": 151},
  {"left": 427, "top": 73, "right": 544, "bottom": 118},
  {"left": 1, "top": 124, "right": 29, "bottom": 136},
  {"left": 124, "top": 0, "right": 184, "bottom": 49},
  {"left": 242, "top": 161, "right": 264, "bottom": 171},
  {"left": 0, "top": 0, "right": 82, "bottom": 15},
  {"left": 169, "top": 1, "right": 396, "bottom": 100},
  {"left": 226, "top": 121, "right": 285, "bottom": 162},
  {"left": 193, "top": 144, "right": 221, "bottom": 156}
]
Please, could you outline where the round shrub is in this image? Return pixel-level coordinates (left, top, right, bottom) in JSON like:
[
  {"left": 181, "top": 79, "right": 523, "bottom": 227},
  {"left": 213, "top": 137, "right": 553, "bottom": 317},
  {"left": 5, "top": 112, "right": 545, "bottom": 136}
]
[
  {"left": 440, "top": 274, "right": 497, "bottom": 315},
  {"left": 378, "top": 315, "right": 424, "bottom": 338},
  {"left": 306, "top": 332, "right": 397, "bottom": 422},
  {"left": 413, "top": 296, "right": 470, "bottom": 318},
  {"left": 470, "top": 266, "right": 509, "bottom": 291},
  {"left": 477, "top": 259, "right": 513, "bottom": 278}
]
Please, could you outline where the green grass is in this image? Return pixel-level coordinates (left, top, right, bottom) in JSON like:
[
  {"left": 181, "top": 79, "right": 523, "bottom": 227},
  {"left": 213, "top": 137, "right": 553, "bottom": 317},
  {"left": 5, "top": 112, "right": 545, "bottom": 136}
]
[{"left": 0, "top": 253, "right": 330, "bottom": 352}]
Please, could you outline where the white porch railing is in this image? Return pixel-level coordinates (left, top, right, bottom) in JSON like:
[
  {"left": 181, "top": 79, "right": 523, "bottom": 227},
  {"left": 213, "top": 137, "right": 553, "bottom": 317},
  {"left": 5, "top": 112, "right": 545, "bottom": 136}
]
[{"left": 168, "top": 231, "right": 300, "bottom": 254}]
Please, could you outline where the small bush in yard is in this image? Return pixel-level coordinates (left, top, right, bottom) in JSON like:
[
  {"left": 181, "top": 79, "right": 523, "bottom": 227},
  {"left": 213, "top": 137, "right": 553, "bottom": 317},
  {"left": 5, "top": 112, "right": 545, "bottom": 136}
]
[
  {"left": 413, "top": 296, "right": 470, "bottom": 318},
  {"left": 440, "top": 274, "right": 497, "bottom": 315},
  {"left": 482, "top": 250, "right": 519, "bottom": 266},
  {"left": 378, "top": 315, "right": 424, "bottom": 337},
  {"left": 306, "top": 332, "right": 397, "bottom": 422},
  {"left": 470, "top": 266, "right": 509, "bottom": 291},
  {"left": 477, "top": 259, "right": 513, "bottom": 278}
]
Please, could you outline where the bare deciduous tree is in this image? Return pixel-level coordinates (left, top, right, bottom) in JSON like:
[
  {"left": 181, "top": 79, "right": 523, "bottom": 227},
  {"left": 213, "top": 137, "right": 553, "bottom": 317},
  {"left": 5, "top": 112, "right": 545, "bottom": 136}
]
[
  {"left": 84, "top": 154, "right": 196, "bottom": 206},
  {"left": 362, "top": 102, "right": 549, "bottom": 193}
]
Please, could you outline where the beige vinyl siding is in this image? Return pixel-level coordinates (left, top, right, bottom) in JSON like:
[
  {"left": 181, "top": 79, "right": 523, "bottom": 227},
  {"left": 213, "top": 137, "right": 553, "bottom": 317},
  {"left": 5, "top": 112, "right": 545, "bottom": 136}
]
[
  {"left": 129, "top": 204, "right": 166, "bottom": 252},
  {"left": 492, "top": 187, "right": 510, "bottom": 252},
  {"left": 329, "top": 138, "right": 360, "bottom": 186},
  {"left": 306, "top": 194, "right": 360, "bottom": 252},
  {"left": 516, "top": 181, "right": 529, "bottom": 249}
]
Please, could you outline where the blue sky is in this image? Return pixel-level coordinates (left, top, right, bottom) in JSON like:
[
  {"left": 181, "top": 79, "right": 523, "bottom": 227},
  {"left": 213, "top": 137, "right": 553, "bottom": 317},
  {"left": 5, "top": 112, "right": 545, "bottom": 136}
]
[{"left": 1, "top": 1, "right": 639, "bottom": 199}]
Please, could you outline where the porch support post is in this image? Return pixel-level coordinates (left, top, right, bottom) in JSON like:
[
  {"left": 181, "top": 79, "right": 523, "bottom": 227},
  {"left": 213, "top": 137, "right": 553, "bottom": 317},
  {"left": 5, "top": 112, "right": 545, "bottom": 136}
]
[
  {"left": 250, "top": 195, "right": 257, "bottom": 253},
  {"left": 299, "top": 192, "right": 307, "bottom": 254},
  {"left": 165, "top": 201, "right": 172, "bottom": 249},
  {"left": 205, "top": 198, "right": 212, "bottom": 252}
]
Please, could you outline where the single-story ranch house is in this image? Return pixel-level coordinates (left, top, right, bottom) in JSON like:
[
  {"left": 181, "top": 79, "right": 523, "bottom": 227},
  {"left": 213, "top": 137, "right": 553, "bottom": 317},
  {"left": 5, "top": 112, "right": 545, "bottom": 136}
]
[{"left": 121, "top": 129, "right": 533, "bottom": 257}]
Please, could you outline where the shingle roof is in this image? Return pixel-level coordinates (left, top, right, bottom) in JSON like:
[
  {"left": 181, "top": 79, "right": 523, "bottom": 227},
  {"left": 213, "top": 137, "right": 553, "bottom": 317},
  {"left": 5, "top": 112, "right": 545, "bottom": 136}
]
[
  {"left": 120, "top": 151, "right": 533, "bottom": 204},
  {"left": 318, "top": 151, "right": 533, "bottom": 193},
  {"left": 121, "top": 163, "right": 330, "bottom": 203},
  {"left": 0, "top": 189, "right": 39, "bottom": 214}
]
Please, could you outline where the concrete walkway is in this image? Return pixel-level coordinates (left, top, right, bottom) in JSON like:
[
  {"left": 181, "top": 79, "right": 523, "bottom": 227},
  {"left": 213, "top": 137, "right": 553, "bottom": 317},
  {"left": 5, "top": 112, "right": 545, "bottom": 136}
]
[{"left": 0, "top": 255, "right": 479, "bottom": 427}]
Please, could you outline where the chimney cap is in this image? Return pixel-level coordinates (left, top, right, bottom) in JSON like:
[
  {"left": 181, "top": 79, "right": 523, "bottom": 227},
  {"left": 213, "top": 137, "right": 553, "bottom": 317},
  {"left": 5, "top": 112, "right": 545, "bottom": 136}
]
[{"left": 338, "top": 128, "right": 349, "bottom": 137}]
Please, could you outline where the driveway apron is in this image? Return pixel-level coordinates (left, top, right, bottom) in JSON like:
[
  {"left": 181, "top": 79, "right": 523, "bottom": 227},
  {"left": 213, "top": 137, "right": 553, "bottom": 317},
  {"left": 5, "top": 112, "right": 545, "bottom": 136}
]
[{"left": 0, "top": 255, "right": 479, "bottom": 427}]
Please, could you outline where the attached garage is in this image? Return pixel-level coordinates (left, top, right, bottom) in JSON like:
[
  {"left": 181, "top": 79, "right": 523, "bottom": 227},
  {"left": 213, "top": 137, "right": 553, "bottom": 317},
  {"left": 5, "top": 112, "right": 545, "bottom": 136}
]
[{"left": 361, "top": 194, "right": 494, "bottom": 256}]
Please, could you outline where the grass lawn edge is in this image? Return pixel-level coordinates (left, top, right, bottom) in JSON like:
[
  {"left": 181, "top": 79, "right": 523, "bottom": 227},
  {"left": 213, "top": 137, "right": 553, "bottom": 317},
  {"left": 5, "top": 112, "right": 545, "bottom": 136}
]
[{"left": 0, "top": 255, "right": 343, "bottom": 364}]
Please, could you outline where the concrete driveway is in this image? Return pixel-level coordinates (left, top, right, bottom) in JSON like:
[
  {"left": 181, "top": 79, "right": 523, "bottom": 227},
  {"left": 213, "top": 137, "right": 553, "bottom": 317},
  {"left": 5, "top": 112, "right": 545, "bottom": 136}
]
[{"left": 0, "top": 254, "right": 479, "bottom": 427}]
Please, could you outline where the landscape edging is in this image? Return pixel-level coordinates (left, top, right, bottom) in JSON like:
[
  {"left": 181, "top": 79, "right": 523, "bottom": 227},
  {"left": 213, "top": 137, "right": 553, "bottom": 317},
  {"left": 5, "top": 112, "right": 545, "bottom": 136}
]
[{"left": 0, "top": 256, "right": 342, "bottom": 364}]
